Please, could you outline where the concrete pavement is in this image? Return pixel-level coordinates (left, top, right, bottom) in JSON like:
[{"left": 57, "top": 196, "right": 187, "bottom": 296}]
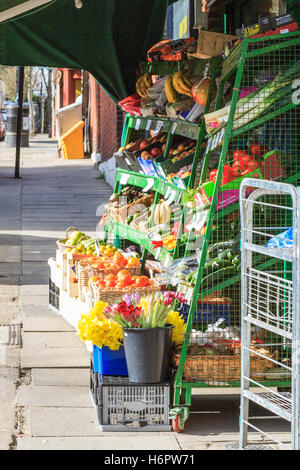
[{"left": 0, "top": 135, "right": 290, "bottom": 450}]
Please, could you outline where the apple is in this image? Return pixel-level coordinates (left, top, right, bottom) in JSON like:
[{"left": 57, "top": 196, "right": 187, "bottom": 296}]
[
  {"left": 140, "top": 141, "right": 149, "bottom": 150},
  {"left": 150, "top": 147, "right": 162, "bottom": 157},
  {"left": 177, "top": 144, "right": 186, "bottom": 152}
]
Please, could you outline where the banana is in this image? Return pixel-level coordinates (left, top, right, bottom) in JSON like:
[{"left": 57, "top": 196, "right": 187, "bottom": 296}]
[
  {"left": 180, "top": 72, "right": 193, "bottom": 89},
  {"left": 136, "top": 76, "right": 148, "bottom": 98},
  {"left": 165, "top": 76, "right": 177, "bottom": 103},
  {"left": 153, "top": 204, "right": 161, "bottom": 225},
  {"left": 172, "top": 71, "right": 193, "bottom": 97},
  {"left": 159, "top": 201, "right": 171, "bottom": 224},
  {"left": 143, "top": 72, "right": 152, "bottom": 88}
]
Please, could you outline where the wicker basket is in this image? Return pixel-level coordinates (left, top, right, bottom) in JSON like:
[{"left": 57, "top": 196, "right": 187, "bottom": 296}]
[
  {"left": 56, "top": 227, "right": 90, "bottom": 253},
  {"left": 89, "top": 281, "right": 161, "bottom": 305},
  {"left": 172, "top": 352, "right": 275, "bottom": 383},
  {"left": 76, "top": 262, "right": 141, "bottom": 302},
  {"left": 107, "top": 194, "right": 154, "bottom": 224}
]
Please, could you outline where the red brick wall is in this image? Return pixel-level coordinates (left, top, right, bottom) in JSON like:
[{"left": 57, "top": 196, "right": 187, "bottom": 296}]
[
  {"left": 89, "top": 76, "right": 101, "bottom": 153},
  {"left": 89, "top": 75, "right": 124, "bottom": 160}
]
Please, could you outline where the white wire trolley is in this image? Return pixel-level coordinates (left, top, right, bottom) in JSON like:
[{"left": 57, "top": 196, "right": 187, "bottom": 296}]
[{"left": 239, "top": 178, "right": 300, "bottom": 450}]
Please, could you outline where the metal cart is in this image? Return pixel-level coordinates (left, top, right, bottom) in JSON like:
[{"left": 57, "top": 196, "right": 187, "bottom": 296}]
[{"left": 239, "top": 178, "right": 300, "bottom": 450}]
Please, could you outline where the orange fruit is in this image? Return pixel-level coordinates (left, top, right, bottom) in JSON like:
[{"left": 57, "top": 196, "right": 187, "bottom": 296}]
[
  {"left": 127, "top": 257, "right": 140, "bottom": 267},
  {"left": 135, "top": 275, "right": 149, "bottom": 287}
]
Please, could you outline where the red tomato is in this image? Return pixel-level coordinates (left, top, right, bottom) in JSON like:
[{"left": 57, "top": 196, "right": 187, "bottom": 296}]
[
  {"left": 250, "top": 143, "right": 269, "bottom": 157},
  {"left": 237, "top": 154, "right": 251, "bottom": 172},
  {"left": 233, "top": 150, "right": 247, "bottom": 161},
  {"left": 248, "top": 159, "right": 260, "bottom": 171},
  {"left": 232, "top": 161, "right": 242, "bottom": 178},
  {"left": 209, "top": 169, "right": 218, "bottom": 182},
  {"left": 221, "top": 176, "right": 232, "bottom": 186},
  {"left": 223, "top": 164, "right": 233, "bottom": 179}
]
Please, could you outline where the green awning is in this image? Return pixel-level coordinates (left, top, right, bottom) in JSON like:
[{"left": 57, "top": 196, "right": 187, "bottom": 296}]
[{"left": 0, "top": 0, "right": 173, "bottom": 102}]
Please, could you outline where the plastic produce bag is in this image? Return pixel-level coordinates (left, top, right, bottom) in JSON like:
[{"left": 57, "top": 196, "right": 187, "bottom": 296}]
[
  {"left": 266, "top": 227, "right": 293, "bottom": 248},
  {"left": 155, "top": 254, "right": 200, "bottom": 286},
  {"left": 118, "top": 93, "right": 141, "bottom": 116}
]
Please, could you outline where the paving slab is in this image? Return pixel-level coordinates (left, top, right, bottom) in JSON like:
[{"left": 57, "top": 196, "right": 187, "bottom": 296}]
[
  {"left": 22, "top": 263, "right": 49, "bottom": 276},
  {"left": 17, "top": 435, "right": 180, "bottom": 450},
  {"left": 0, "top": 404, "right": 15, "bottom": 450},
  {"left": 0, "top": 262, "right": 21, "bottom": 275},
  {"left": 32, "top": 368, "right": 89, "bottom": 386},
  {"left": 22, "top": 332, "right": 84, "bottom": 350},
  {"left": 28, "top": 407, "right": 99, "bottom": 436},
  {"left": 0, "top": 246, "right": 21, "bottom": 262},
  {"left": 23, "top": 316, "right": 75, "bottom": 332},
  {"left": 21, "top": 347, "right": 89, "bottom": 368},
  {"left": 20, "top": 285, "right": 49, "bottom": 296},
  {"left": 18, "top": 385, "right": 92, "bottom": 407},
  {"left": 21, "top": 295, "right": 49, "bottom": 306},
  {"left": 0, "top": 378, "right": 17, "bottom": 402}
]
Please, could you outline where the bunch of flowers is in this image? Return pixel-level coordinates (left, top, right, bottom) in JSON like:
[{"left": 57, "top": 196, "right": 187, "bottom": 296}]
[
  {"left": 166, "top": 310, "right": 186, "bottom": 346},
  {"left": 104, "top": 291, "right": 186, "bottom": 329},
  {"left": 77, "top": 300, "right": 123, "bottom": 350}
]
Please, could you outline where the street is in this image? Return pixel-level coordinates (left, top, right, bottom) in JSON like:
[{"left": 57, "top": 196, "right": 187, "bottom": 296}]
[{"left": 0, "top": 135, "right": 291, "bottom": 450}]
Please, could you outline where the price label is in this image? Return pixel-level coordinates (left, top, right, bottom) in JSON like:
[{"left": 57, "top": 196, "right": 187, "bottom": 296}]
[
  {"left": 155, "top": 121, "right": 163, "bottom": 133},
  {"left": 164, "top": 186, "right": 171, "bottom": 200},
  {"left": 146, "top": 120, "right": 152, "bottom": 131},
  {"left": 135, "top": 118, "right": 141, "bottom": 130},
  {"left": 164, "top": 252, "right": 171, "bottom": 266},
  {"left": 171, "top": 122, "right": 177, "bottom": 135},
  {"left": 155, "top": 247, "right": 161, "bottom": 260},
  {"left": 142, "top": 178, "right": 154, "bottom": 192},
  {"left": 165, "top": 189, "right": 177, "bottom": 206},
  {"left": 120, "top": 173, "right": 130, "bottom": 185},
  {"left": 95, "top": 239, "right": 101, "bottom": 256},
  {"left": 205, "top": 138, "right": 212, "bottom": 156}
]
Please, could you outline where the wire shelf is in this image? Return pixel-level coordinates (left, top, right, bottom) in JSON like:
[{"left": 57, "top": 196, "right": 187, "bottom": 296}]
[{"left": 243, "top": 268, "right": 293, "bottom": 337}]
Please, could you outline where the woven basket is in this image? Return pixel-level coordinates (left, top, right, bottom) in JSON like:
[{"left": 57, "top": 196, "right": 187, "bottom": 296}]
[
  {"left": 76, "top": 262, "right": 141, "bottom": 302},
  {"left": 89, "top": 281, "right": 161, "bottom": 305},
  {"left": 107, "top": 193, "right": 154, "bottom": 224},
  {"left": 172, "top": 352, "right": 275, "bottom": 383},
  {"left": 56, "top": 227, "right": 90, "bottom": 253}
]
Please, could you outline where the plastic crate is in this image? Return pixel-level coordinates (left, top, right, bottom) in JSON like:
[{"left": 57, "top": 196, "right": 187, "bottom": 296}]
[
  {"left": 49, "top": 278, "right": 60, "bottom": 312},
  {"left": 94, "top": 375, "right": 171, "bottom": 431},
  {"left": 90, "top": 356, "right": 99, "bottom": 406},
  {"left": 93, "top": 345, "right": 128, "bottom": 376},
  {"left": 179, "top": 299, "right": 232, "bottom": 326}
]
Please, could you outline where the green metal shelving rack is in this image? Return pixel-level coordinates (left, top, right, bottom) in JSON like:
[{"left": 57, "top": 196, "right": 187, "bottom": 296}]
[{"left": 171, "top": 30, "right": 300, "bottom": 431}]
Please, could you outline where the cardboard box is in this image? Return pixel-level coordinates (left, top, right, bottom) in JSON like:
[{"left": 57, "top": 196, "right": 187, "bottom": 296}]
[
  {"left": 236, "top": 13, "right": 297, "bottom": 39},
  {"left": 191, "top": 29, "right": 238, "bottom": 59}
]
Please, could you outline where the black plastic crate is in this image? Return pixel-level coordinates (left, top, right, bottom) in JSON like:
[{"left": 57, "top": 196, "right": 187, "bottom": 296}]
[
  {"left": 49, "top": 279, "right": 60, "bottom": 312},
  {"left": 94, "top": 375, "right": 171, "bottom": 431}
]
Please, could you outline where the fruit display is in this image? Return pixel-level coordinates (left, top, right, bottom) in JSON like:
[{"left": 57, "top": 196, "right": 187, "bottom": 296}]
[{"left": 91, "top": 270, "right": 153, "bottom": 289}]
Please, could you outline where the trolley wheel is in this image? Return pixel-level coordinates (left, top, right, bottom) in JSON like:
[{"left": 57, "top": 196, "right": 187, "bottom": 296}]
[{"left": 172, "top": 414, "right": 184, "bottom": 433}]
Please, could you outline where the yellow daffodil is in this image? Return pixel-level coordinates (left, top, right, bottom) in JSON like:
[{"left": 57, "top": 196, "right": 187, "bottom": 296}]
[
  {"left": 166, "top": 310, "right": 186, "bottom": 346},
  {"left": 77, "top": 301, "right": 123, "bottom": 350}
]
